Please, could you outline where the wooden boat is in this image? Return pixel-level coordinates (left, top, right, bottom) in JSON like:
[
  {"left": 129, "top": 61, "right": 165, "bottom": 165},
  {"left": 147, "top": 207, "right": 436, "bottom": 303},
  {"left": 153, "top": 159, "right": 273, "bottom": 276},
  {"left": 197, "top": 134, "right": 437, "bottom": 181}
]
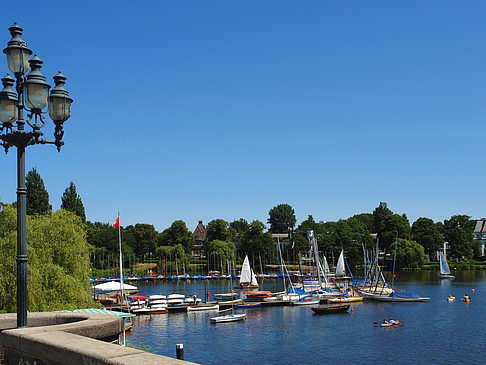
[
  {"left": 311, "top": 304, "right": 350, "bottom": 314},
  {"left": 210, "top": 313, "right": 247, "bottom": 323},
  {"left": 234, "top": 302, "right": 261, "bottom": 308},
  {"left": 187, "top": 304, "right": 219, "bottom": 312},
  {"left": 439, "top": 252, "right": 455, "bottom": 279}
]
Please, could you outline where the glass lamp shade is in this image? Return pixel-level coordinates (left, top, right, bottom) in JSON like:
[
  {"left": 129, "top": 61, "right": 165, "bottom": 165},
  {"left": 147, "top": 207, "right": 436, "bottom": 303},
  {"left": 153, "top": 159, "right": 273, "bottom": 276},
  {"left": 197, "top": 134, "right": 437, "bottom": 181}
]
[
  {"left": 24, "top": 82, "right": 49, "bottom": 111},
  {"left": 5, "top": 47, "right": 31, "bottom": 75},
  {"left": 48, "top": 95, "right": 72, "bottom": 122},
  {"left": 0, "top": 98, "right": 17, "bottom": 124}
]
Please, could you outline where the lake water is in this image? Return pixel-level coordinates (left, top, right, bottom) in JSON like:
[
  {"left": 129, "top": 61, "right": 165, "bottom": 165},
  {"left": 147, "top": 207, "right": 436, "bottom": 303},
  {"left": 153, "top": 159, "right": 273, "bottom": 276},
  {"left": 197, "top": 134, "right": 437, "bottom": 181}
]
[{"left": 125, "top": 271, "right": 486, "bottom": 364}]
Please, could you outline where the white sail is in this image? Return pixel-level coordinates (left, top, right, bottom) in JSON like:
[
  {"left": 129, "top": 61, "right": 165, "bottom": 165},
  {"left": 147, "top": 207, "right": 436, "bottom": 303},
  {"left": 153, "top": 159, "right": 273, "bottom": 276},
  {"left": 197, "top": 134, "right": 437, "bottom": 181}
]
[
  {"left": 250, "top": 269, "right": 258, "bottom": 286},
  {"left": 323, "top": 256, "right": 330, "bottom": 274},
  {"left": 439, "top": 251, "right": 451, "bottom": 275},
  {"left": 335, "top": 250, "right": 345, "bottom": 277},
  {"left": 239, "top": 255, "right": 252, "bottom": 284}
]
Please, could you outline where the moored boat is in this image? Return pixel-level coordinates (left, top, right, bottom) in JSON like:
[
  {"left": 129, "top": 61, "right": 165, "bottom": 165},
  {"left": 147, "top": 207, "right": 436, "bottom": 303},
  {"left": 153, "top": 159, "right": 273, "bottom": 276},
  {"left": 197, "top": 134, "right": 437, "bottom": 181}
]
[
  {"left": 187, "top": 304, "right": 219, "bottom": 312},
  {"left": 210, "top": 313, "right": 247, "bottom": 323},
  {"left": 311, "top": 304, "right": 350, "bottom": 314}
]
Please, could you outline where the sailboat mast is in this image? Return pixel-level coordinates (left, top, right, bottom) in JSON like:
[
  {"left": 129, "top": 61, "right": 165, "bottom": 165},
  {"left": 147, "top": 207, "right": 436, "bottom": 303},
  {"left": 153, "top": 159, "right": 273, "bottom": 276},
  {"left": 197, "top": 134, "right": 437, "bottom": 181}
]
[
  {"left": 117, "top": 211, "right": 125, "bottom": 301},
  {"left": 392, "top": 231, "right": 398, "bottom": 289}
]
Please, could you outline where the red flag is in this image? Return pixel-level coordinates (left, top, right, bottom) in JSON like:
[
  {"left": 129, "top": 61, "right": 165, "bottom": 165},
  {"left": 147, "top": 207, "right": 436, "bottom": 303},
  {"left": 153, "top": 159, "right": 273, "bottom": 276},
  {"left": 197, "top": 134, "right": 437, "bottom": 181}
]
[{"left": 113, "top": 216, "right": 120, "bottom": 229}]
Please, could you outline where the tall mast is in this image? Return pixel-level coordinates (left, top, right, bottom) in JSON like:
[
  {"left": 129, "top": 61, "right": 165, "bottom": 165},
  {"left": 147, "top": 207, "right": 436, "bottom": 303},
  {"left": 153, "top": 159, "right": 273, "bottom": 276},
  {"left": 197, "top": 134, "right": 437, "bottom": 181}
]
[{"left": 117, "top": 211, "right": 125, "bottom": 301}]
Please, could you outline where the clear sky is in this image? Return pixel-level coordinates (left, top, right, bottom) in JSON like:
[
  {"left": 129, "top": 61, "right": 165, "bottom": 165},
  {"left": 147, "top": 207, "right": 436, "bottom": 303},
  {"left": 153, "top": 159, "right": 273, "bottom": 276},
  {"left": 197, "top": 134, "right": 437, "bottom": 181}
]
[{"left": 0, "top": 1, "right": 485, "bottom": 232}]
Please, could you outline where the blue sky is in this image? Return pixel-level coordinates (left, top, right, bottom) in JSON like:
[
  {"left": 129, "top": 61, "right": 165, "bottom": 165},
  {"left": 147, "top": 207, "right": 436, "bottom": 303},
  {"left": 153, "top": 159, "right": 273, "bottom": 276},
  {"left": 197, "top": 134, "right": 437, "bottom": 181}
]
[{"left": 0, "top": 1, "right": 485, "bottom": 232}]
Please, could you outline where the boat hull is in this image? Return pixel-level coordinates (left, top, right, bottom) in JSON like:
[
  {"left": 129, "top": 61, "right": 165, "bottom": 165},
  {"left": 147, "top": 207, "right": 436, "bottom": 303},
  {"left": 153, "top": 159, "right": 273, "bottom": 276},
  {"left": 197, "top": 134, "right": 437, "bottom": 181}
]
[
  {"left": 210, "top": 313, "right": 247, "bottom": 323},
  {"left": 311, "top": 305, "right": 350, "bottom": 314}
]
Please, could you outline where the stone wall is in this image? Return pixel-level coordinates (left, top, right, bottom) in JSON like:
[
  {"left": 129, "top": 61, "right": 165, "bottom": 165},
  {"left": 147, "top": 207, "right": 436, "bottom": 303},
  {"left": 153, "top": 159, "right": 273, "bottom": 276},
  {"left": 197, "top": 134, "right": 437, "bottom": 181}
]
[{"left": 0, "top": 312, "right": 197, "bottom": 364}]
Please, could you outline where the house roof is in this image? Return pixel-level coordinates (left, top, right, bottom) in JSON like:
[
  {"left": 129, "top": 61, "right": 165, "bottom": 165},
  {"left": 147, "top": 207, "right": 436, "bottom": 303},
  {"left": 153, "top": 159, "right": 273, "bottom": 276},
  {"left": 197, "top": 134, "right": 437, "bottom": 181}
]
[{"left": 193, "top": 220, "right": 207, "bottom": 241}]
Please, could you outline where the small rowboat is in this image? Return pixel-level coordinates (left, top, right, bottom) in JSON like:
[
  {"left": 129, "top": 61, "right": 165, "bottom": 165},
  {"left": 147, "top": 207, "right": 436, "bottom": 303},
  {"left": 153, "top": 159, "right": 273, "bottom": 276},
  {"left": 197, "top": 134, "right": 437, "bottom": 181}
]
[
  {"left": 311, "top": 304, "right": 350, "bottom": 314},
  {"left": 210, "top": 313, "right": 247, "bottom": 323},
  {"left": 234, "top": 302, "right": 261, "bottom": 309}
]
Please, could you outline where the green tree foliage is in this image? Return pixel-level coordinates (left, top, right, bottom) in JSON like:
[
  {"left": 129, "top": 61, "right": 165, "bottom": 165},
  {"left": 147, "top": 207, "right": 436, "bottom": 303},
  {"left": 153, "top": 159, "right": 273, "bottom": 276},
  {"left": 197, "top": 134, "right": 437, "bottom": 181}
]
[
  {"left": 0, "top": 205, "right": 94, "bottom": 312},
  {"left": 268, "top": 203, "right": 296, "bottom": 233},
  {"left": 393, "top": 238, "right": 427, "bottom": 269},
  {"left": 379, "top": 214, "right": 411, "bottom": 250},
  {"left": 205, "top": 219, "right": 234, "bottom": 243},
  {"left": 238, "top": 220, "right": 275, "bottom": 257},
  {"left": 319, "top": 217, "right": 373, "bottom": 268},
  {"left": 372, "top": 202, "right": 392, "bottom": 235},
  {"left": 61, "top": 181, "right": 86, "bottom": 222},
  {"left": 158, "top": 220, "right": 195, "bottom": 254},
  {"left": 442, "top": 215, "right": 475, "bottom": 260},
  {"left": 411, "top": 217, "right": 443, "bottom": 258},
  {"left": 352, "top": 213, "right": 374, "bottom": 232},
  {"left": 26, "top": 167, "right": 52, "bottom": 215},
  {"left": 125, "top": 223, "right": 158, "bottom": 257},
  {"left": 204, "top": 240, "right": 235, "bottom": 260}
]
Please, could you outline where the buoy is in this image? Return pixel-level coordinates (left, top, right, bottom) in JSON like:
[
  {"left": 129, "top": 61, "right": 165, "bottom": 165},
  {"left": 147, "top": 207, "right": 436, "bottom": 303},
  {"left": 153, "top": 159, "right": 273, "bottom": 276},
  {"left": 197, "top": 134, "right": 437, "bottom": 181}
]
[
  {"left": 472, "top": 289, "right": 475, "bottom": 293},
  {"left": 351, "top": 308, "right": 354, "bottom": 312}
]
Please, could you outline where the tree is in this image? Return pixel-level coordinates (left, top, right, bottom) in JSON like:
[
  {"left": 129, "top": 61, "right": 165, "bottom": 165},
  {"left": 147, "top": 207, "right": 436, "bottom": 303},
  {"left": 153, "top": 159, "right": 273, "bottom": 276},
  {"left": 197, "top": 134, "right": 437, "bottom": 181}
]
[
  {"left": 393, "top": 238, "right": 427, "bottom": 269},
  {"left": 379, "top": 214, "right": 411, "bottom": 250},
  {"left": 26, "top": 167, "right": 52, "bottom": 215},
  {"left": 0, "top": 205, "right": 94, "bottom": 312},
  {"left": 442, "top": 215, "right": 475, "bottom": 260},
  {"left": 158, "top": 220, "right": 195, "bottom": 254},
  {"left": 372, "top": 202, "right": 392, "bottom": 235},
  {"left": 411, "top": 217, "right": 443, "bottom": 258},
  {"left": 205, "top": 219, "right": 234, "bottom": 243},
  {"left": 125, "top": 223, "right": 158, "bottom": 257},
  {"left": 352, "top": 213, "right": 374, "bottom": 232},
  {"left": 268, "top": 203, "right": 296, "bottom": 233},
  {"left": 61, "top": 181, "right": 86, "bottom": 222},
  {"left": 238, "top": 220, "right": 274, "bottom": 257}
]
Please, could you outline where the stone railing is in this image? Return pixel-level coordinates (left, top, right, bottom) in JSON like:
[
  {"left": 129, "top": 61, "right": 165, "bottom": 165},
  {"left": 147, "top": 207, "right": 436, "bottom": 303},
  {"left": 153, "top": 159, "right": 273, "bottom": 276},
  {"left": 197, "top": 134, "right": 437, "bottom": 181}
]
[{"left": 0, "top": 312, "right": 197, "bottom": 364}]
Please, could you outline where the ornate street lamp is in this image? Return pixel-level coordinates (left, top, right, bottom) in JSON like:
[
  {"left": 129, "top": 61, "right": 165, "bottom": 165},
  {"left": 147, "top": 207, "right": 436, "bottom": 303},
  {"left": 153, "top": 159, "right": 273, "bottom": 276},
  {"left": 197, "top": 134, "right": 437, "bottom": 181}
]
[{"left": 0, "top": 23, "right": 73, "bottom": 328}]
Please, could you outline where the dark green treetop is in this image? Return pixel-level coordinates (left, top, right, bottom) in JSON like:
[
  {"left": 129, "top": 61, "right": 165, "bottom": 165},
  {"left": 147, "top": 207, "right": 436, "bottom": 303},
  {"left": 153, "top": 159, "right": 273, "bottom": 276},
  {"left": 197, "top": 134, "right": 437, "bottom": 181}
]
[
  {"left": 158, "top": 220, "right": 195, "bottom": 254},
  {"left": 372, "top": 202, "right": 393, "bottom": 235},
  {"left": 268, "top": 203, "right": 296, "bottom": 233},
  {"left": 26, "top": 167, "right": 52, "bottom": 215},
  {"left": 61, "top": 181, "right": 86, "bottom": 222},
  {"left": 411, "top": 217, "right": 443, "bottom": 258}
]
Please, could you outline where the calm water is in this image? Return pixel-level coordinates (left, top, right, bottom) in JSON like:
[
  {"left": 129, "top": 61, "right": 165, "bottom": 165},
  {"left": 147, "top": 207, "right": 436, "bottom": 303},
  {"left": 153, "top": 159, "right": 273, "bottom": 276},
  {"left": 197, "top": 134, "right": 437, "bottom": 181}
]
[{"left": 126, "top": 271, "right": 486, "bottom": 364}]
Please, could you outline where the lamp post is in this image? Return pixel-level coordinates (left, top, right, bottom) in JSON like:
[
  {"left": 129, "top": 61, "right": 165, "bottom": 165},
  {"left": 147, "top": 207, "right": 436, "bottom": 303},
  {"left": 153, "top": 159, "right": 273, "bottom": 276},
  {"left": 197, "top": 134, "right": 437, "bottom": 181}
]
[{"left": 0, "top": 23, "right": 73, "bottom": 328}]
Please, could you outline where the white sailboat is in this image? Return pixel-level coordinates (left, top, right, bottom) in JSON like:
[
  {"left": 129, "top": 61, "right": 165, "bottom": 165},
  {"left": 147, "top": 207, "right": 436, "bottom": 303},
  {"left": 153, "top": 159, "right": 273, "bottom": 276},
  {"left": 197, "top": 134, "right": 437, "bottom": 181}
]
[
  {"left": 439, "top": 251, "right": 455, "bottom": 279},
  {"left": 335, "top": 250, "right": 347, "bottom": 278},
  {"left": 237, "top": 255, "right": 259, "bottom": 289}
]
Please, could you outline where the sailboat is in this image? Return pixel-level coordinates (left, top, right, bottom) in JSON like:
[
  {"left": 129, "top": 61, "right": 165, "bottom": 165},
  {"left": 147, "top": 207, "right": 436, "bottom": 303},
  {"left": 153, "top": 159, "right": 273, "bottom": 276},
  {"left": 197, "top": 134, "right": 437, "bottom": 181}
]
[
  {"left": 358, "top": 235, "right": 430, "bottom": 302},
  {"left": 211, "top": 271, "right": 247, "bottom": 323},
  {"left": 439, "top": 251, "right": 455, "bottom": 279},
  {"left": 236, "top": 255, "right": 259, "bottom": 289}
]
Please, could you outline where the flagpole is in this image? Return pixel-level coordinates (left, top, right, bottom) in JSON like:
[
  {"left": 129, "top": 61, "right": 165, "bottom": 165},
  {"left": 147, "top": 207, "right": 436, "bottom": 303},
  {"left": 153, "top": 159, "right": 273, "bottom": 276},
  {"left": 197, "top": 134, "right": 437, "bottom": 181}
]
[{"left": 118, "top": 211, "right": 125, "bottom": 303}]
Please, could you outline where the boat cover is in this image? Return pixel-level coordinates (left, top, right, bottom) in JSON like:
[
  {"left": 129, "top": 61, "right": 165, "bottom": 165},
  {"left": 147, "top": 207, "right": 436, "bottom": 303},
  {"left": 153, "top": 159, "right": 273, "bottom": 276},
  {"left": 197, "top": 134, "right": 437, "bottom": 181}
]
[{"left": 391, "top": 291, "right": 421, "bottom": 299}]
